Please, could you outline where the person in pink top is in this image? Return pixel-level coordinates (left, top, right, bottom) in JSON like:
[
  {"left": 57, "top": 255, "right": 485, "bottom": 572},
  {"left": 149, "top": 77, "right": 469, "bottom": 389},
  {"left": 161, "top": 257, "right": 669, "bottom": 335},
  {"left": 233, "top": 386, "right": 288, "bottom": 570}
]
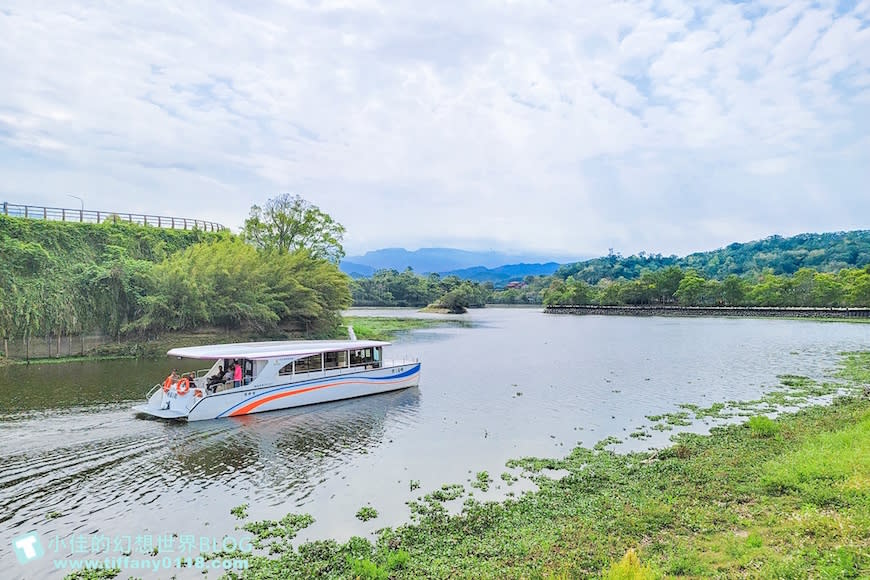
[{"left": 233, "top": 362, "right": 243, "bottom": 388}]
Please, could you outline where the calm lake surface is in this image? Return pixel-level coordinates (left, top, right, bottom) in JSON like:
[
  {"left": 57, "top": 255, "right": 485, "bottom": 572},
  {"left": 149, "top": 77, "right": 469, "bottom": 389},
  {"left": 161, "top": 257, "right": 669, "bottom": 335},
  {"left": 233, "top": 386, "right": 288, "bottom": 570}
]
[{"left": 2, "top": 308, "right": 869, "bottom": 578}]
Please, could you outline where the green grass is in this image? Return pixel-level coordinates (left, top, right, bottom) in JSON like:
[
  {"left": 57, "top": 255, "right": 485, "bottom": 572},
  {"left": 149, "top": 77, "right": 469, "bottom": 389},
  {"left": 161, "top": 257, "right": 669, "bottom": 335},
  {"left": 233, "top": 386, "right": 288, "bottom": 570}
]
[
  {"left": 747, "top": 415, "right": 781, "bottom": 438},
  {"left": 341, "top": 316, "right": 452, "bottom": 341},
  {"left": 762, "top": 412, "right": 870, "bottom": 504}
]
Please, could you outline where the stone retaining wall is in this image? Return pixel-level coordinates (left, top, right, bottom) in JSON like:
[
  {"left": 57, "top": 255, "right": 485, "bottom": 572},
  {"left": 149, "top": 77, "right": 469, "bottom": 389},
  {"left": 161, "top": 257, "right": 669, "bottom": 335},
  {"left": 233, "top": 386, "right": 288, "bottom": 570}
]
[{"left": 545, "top": 305, "right": 870, "bottom": 318}]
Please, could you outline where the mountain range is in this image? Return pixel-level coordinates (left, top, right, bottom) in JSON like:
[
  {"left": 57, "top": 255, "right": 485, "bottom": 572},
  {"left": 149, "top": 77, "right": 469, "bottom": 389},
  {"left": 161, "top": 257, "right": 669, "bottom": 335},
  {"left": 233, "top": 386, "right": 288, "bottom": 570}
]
[{"left": 340, "top": 247, "right": 583, "bottom": 281}]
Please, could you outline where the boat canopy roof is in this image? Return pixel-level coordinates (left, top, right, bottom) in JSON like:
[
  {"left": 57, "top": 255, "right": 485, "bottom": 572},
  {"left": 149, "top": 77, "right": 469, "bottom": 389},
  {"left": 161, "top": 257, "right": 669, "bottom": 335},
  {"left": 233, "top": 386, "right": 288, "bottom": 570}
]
[{"left": 167, "top": 340, "right": 391, "bottom": 360}]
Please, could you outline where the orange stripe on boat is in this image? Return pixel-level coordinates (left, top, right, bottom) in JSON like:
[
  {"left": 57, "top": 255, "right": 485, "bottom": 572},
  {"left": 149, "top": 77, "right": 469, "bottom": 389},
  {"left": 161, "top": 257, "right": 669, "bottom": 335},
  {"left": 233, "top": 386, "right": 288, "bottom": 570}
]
[{"left": 228, "top": 376, "right": 412, "bottom": 417}]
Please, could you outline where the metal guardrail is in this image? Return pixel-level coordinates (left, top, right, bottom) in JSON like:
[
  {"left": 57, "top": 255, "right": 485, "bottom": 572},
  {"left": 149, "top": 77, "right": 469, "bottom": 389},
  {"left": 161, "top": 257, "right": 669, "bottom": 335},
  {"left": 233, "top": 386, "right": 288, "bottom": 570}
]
[{"left": 1, "top": 201, "right": 226, "bottom": 232}]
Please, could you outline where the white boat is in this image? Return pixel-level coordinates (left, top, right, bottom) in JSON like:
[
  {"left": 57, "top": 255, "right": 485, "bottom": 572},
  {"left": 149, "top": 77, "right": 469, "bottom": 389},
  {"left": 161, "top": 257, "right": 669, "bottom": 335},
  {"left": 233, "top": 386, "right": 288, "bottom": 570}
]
[{"left": 132, "top": 339, "right": 421, "bottom": 421}]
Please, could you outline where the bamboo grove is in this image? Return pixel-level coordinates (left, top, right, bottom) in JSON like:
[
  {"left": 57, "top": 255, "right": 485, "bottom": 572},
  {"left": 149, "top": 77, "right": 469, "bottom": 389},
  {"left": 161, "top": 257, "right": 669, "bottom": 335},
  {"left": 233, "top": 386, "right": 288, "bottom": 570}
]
[{"left": 0, "top": 214, "right": 351, "bottom": 357}]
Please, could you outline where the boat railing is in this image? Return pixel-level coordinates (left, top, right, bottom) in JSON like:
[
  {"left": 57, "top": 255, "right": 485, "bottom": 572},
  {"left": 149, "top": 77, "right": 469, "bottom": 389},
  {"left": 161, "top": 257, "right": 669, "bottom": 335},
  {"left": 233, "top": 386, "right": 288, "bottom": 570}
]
[
  {"left": 146, "top": 369, "right": 211, "bottom": 397},
  {"left": 146, "top": 383, "right": 163, "bottom": 399}
]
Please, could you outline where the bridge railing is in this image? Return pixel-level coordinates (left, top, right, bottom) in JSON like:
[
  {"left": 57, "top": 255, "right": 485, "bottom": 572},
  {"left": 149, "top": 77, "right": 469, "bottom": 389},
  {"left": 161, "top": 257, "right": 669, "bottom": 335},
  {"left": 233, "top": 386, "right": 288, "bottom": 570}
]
[{"left": 1, "top": 201, "right": 226, "bottom": 232}]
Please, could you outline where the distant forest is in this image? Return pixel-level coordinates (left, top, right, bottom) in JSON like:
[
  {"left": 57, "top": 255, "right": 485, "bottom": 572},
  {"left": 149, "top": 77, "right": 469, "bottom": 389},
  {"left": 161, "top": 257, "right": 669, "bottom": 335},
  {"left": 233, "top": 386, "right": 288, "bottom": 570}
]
[
  {"left": 352, "top": 231, "right": 870, "bottom": 308},
  {"left": 555, "top": 231, "right": 870, "bottom": 284}
]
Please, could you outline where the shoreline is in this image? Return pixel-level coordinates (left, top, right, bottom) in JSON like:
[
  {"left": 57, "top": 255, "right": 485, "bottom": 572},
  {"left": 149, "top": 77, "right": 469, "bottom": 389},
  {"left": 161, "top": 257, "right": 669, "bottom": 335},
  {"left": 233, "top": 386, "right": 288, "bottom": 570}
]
[
  {"left": 0, "top": 317, "right": 448, "bottom": 367},
  {"left": 546, "top": 304, "right": 870, "bottom": 320}
]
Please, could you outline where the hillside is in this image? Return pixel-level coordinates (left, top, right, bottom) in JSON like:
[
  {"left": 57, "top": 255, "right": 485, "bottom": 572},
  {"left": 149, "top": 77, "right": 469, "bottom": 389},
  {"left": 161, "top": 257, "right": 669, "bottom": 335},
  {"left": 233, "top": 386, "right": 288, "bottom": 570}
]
[{"left": 555, "top": 230, "right": 870, "bottom": 283}]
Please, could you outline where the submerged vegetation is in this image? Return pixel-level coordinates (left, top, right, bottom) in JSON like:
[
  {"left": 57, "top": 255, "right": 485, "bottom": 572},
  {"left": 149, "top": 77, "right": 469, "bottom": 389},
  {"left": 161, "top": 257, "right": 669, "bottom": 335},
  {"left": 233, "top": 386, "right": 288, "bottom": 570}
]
[{"left": 120, "top": 353, "right": 867, "bottom": 579}]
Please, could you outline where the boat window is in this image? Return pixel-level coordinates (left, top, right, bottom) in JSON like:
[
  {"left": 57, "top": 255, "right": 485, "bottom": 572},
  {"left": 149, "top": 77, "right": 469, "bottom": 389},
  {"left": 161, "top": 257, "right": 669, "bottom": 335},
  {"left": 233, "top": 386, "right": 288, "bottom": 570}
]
[
  {"left": 294, "top": 354, "right": 323, "bottom": 374},
  {"left": 350, "top": 348, "right": 375, "bottom": 367},
  {"left": 324, "top": 350, "right": 347, "bottom": 370},
  {"left": 278, "top": 362, "right": 293, "bottom": 376}
]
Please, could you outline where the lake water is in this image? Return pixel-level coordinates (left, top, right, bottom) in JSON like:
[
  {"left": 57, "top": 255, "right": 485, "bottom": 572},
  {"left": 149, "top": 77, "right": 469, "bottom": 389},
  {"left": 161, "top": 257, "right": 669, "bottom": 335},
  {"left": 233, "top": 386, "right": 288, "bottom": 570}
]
[{"left": 1, "top": 308, "right": 868, "bottom": 578}]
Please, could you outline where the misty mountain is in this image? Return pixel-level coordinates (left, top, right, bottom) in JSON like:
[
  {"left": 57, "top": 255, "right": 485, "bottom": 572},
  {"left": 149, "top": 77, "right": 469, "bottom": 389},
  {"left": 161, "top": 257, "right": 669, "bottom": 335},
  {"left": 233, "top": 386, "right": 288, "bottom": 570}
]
[
  {"left": 341, "top": 247, "right": 582, "bottom": 276},
  {"left": 439, "top": 262, "right": 562, "bottom": 285}
]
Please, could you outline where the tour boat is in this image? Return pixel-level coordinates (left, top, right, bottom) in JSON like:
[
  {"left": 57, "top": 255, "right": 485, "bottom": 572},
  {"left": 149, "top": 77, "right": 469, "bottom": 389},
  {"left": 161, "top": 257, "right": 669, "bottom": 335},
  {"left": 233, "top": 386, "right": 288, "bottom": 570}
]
[{"left": 132, "top": 339, "right": 421, "bottom": 421}]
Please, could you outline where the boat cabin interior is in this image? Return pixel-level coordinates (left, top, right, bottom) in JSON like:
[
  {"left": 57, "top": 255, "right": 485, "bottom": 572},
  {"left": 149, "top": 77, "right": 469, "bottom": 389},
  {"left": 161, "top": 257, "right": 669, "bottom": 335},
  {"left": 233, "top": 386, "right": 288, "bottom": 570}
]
[{"left": 198, "top": 345, "right": 384, "bottom": 394}]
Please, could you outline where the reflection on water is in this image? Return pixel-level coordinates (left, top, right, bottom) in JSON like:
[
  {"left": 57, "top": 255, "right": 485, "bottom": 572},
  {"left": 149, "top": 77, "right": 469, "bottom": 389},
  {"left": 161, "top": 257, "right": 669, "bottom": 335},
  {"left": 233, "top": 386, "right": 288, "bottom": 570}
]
[
  {"left": 1, "top": 308, "right": 869, "bottom": 579},
  {"left": 172, "top": 389, "right": 421, "bottom": 482},
  {"left": 0, "top": 358, "right": 205, "bottom": 416}
]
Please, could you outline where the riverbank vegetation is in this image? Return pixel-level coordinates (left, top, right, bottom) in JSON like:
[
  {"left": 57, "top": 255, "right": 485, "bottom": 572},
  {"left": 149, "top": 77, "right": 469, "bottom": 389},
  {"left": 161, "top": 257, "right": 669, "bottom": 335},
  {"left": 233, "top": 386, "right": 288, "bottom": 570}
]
[
  {"left": 152, "top": 352, "right": 867, "bottom": 579},
  {"left": 0, "top": 195, "right": 351, "bottom": 360},
  {"left": 342, "top": 316, "right": 453, "bottom": 341},
  {"left": 347, "top": 263, "right": 870, "bottom": 310},
  {"left": 350, "top": 268, "right": 549, "bottom": 309},
  {"left": 556, "top": 230, "right": 870, "bottom": 282},
  {"left": 543, "top": 265, "right": 870, "bottom": 307}
]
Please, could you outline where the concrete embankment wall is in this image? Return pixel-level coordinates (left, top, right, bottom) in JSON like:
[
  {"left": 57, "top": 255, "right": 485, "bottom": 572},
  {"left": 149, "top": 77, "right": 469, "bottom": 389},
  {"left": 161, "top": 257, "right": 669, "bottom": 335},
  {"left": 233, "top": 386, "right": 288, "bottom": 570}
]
[
  {"left": 545, "top": 305, "right": 870, "bottom": 319},
  {"left": 4, "top": 334, "right": 115, "bottom": 359}
]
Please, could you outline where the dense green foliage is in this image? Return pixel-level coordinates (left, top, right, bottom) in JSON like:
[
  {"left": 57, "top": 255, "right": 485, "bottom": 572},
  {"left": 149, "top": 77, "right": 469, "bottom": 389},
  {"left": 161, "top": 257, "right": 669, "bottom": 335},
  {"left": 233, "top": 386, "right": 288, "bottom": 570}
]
[
  {"left": 556, "top": 230, "right": 870, "bottom": 284},
  {"left": 130, "top": 238, "right": 350, "bottom": 335},
  {"left": 0, "top": 212, "right": 351, "bottom": 353},
  {"left": 544, "top": 265, "right": 870, "bottom": 307},
  {"left": 0, "top": 215, "right": 214, "bottom": 348},
  {"left": 351, "top": 269, "right": 550, "bottom": 308},
  {"left": 350, "top": 269, "right": 491, "bottom": 309}
]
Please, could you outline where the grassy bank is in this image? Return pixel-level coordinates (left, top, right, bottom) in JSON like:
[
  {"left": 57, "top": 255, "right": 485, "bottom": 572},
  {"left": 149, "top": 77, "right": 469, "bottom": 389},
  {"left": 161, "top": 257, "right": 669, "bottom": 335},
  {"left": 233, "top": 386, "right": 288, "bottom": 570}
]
[{"left": 343, "top": 316, "right": 453, "bottom": 341}]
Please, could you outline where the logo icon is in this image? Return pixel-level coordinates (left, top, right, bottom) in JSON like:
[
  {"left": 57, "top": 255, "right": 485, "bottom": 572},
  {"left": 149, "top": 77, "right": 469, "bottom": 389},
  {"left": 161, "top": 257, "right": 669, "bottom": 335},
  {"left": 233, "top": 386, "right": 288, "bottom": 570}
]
[{"left": 13, "top": 532, "right": 44, "bottom": 564}]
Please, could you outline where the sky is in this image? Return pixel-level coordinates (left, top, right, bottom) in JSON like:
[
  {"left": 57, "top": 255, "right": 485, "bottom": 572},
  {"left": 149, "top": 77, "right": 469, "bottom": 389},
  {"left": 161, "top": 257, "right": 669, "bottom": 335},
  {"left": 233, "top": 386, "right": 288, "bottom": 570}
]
[{"left": 0, "top": 1, "right": 868, "bottom": 259}]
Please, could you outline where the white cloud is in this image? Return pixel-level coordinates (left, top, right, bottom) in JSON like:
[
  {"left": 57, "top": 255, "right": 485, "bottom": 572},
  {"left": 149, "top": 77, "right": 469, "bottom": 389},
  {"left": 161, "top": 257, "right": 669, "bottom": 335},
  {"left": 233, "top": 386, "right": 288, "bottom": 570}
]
[{"left": 0, "top": 0, "right": 868, "bottom": 257}]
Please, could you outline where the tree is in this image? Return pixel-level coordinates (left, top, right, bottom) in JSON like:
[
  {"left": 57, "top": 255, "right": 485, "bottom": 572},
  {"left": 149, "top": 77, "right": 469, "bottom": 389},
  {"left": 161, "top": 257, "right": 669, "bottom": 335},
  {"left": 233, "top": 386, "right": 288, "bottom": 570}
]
[
  {"left": 674, "top": 271, "right": 707, "bottom": 305},
  {"left": 721, "top": 275, "right": 747, "bottom": 306},
  {"left": 651, "top": 266, "right": 684, "bottom": 303},
  {"left": 242, "top": 194, "right": 346, "bottom": 263}
]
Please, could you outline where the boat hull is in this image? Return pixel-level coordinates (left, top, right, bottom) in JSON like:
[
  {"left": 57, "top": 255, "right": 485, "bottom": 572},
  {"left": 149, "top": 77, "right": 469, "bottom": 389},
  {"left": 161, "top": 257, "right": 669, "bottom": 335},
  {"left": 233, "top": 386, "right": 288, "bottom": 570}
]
[{"left": 134, "top": 363, "right": 421, "bottom": 421}]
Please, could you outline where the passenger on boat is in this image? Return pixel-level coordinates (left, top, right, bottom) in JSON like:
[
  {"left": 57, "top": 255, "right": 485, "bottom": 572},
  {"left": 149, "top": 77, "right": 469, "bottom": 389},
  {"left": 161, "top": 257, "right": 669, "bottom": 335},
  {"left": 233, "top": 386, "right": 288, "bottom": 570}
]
[
  {"left": 233, "top": 363, "right": 242, "bottom": 388},
  {"left": 161, "top": 369, "right": 181, "bottom": 410},
  {"left": 206, "top": 366, "right": 224, "bottom": 393}
]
